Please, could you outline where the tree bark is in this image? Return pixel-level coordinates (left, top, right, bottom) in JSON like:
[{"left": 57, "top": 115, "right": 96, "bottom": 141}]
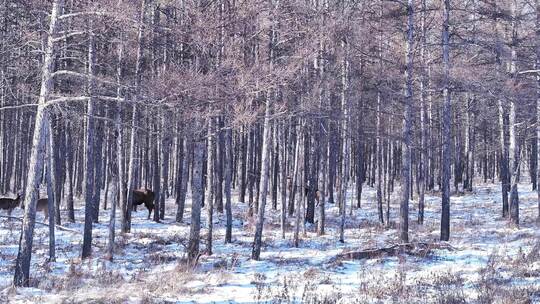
[
  {"left": 176, "top": 137, "right": 191, "bottom": 222},
  {"left": 206, "top": 118, "right": 214, "bottom": 255},
  {"left": 82, "top": 21, "right": 96, "bottom": 259},
  {"left": 251, "top": 92, "right": 272, "bottom": 260},
  {"left": 45, "top": 119, "right": 56, "bottom": 262},
  {"left": 224, "top": 127, "right": 233, "bottom": 243},
  {"left": 14, "top": 0, "right": 63, "bottom": 286},
  {"left": 401, "top": 0, "right": 414, "bottom": 243},
  {"left": 440, "top": 0, "right": 451, "bottom": 242},
  {"left": 187, "top": 127, "right": 205, "bottom": 265}
]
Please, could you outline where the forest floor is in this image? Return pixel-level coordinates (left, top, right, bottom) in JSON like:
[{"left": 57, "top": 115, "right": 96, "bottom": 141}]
[{"left": 0, "top": 182, "right": 539, "bottom": 303}]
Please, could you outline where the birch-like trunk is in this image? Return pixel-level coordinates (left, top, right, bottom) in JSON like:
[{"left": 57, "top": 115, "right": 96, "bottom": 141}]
[
  {"left": 124, "top": 0, "right": 146, "bottom": 233},
  {"left": 106, "top": 174, "right": 118, "bottom": 261},
  {"left": 508, "top": 0, "right": 520, "bottom": 225},
  {"left": 293, "top": 123, "right": 303, "bottom": 247},
  {"left": 418, "top": 0, "right": 428, "bottom": 224},
  {"left": 224, "top": 127, "right": 233, "bottom": 243},
  {"left": 339, "top": 39, "right": 350, "bottom": 243},
  {"left": 66, "top": 123, "right": 75, "bottom": 223},
  {"left": 401, "top": 0, "right": 414, "bottom": 243},
  {"left": 176, "top": 137, "right": 191, "bottom": 222},
  {"left": 251, "top": 92, "right": 272, "bottom": 260},
  {"left": 187, "top": 127, "right": 205, "bottom": 264},
  {"left": 280, "top": 123, "right": 288, "bottom": 238},
  {"left": 82, "top": 22, "right": 96, "bottom": 259},
  {"left": 536, "top": 0, "right": 540, "bottom": 220},
  {"left": 152, "top": 120, "right": 161, "bottom": 222},
  {"left": 206, "top": 118, "right": 214, "bottom": 255},
  {"left": 14, "top": 0, "right": 63, "bottom": 287},
  {"left": 45, "top": 119, "right": 56, "bottom": 262},
  {"left": 440, "top": 0, "right": 452, "bottom": 241}
]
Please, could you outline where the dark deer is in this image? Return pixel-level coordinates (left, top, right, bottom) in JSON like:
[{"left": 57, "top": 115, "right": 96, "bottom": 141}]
[
  {"left": 36, "top": 198, "right": 49, "bottom": 221},
  {"left": 20, "top": 197, "right": 50, "bottom": 220},
  {"left": 0, "top": 194, "right": 21, "bottom": 217},
  {"left": 131, "top": 189, "right": 155, "bottom": 219}
]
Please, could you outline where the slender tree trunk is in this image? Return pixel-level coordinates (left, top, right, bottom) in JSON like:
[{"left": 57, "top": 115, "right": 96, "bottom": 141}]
[
  {"left": 14, "top": 0, "right": 63, "bottom": 286},
  {"left": 206, "top": 118, "right": 214, "bottom": 255},
  {"left": 418, "top": 0, "right": 428, "bottom": 225},
  {"left": 45, "top": 120, "right": 56, "bottom": 262},
  {"left": 52, "top": 118, "right": 62, "bottom": 225},
  {"left": 215, "top": 118, "right": 224, "bottom": 213},
  {"left": 536, "top": 0, "right": 540, "bottom": 221},
  {"left": 115, "top": 40, "right": 127, "bottom": 233},
  {"left": 176, "top": 137, "right": 191, "bottom": 222},
  {"left": 509, "top": 0, "right": 520, "bottom": 225},
  {"left": 82, "top": 22, "right": 96, "bottom": 259},
  {"left": 293, "top": 123, "right": 304, "bottom": 247},
  {"left": 124, "top": 0, "right": 146, "bottom": 233},
  {"left": 239, "top": 129, "right": 247, "bottom": 203},
  {"left": 66, "top": 123, "right": 75, "bottom": 223},
  {"left": 339, "top": 39, "right": 350, "bottom": 243},
  {"left": 106, "top": 174, "right": 118, "bottom": 261},
  {"left": 400, "top": 0, "right": 414, "bottom": 243},
  {"left": 252, "top": 92, "right": 272, "bottom": 260},
  {"left": 152, "top": 120, "right": 161, "bottom": 222},
  {"left": 440, "top": 0, "right": 451, "bottom": 242},
  {"left": 187, "top": 127, "right": 205, "bottom": 265},
  {"left": 224, "top": 127, "right": 233, "bottom": 243},
  {"left": 376, "top": 91, "right": 383, "bottom": 224},
  {"left": 280, "top": 123, "right": 288, "bottom": 238}
]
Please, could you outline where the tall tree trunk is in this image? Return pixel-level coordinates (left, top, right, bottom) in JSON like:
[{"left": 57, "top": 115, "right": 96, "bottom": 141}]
[
  {"left": 339, "top": 39, "right": 350, "bottom": 243},
  {"left": 52, "top": 118, "right": 62, "bottom": 225},
  {"left": 187, "top": 126, "right": 205, "bottom": 265},
  {"left": 293, "top": 122, "right": 304, "bottom": 247},
  {"left": 440, "top": 0, "right": 451, "bottom": 242},
  {"left": 106, "top": 174, "right": 118, "bottom": 261},
  {"left": 251, "top": 92, "right": 272, "bottom": 260},
  {"left": 536, "top": 0, "right": 540, "bottom": 221},
  {"left": 215, "top": 118, "right": 224, "bottom": 213},
  {"left": 176, "top": 137, "right": 191, "bottom": 222},
  {"left": 280, "top": 123, "right": 288, "bottom": 238},
  {"left": 509, "top": 0, "right": 520, "bottom": 226},
  {"left": 152, "top": 120, "right": 161, "bottom": 222},
  {"left": 66, "top": 123, "right": 75, "bottom": 223},
  {"left": 401, "top": 0, "right": 414, "bottom": 243},
  {"left": 239, "top": 129, "right": 247, "bottom": 203},
  {"left": 418, "top": 0, "right": 428, "bottom": 225},
  {"left": 14, "top": 0, "right": 63, "bottom": 287},
  {"left": 376, "top": 90, "right": 383, "bottom": 224},
  {"left": 82, "top": 21, "right": 96, "bottom": 259},
  {"left": 115, "top": 40, "right": 127, "bottom": 232},
  {"left": 124, "top": 0, "right": 146, "bottom": 233},
  {"left": 45, "top": 119, "right": 56, "bottom": 262},
  {"left": 206, "top": 118, "right": 214, "bottom": 255},
  {"left": 224, "top": 127, "right": 233, "bottom": 243},
  {"left": 160, "top": 121, "right": 169, "bottom": 221}
]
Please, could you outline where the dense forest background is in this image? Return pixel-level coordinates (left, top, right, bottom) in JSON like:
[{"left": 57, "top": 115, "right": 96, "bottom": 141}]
[{"left": 1, "top": 0, "right": 540, "bottom": 296}]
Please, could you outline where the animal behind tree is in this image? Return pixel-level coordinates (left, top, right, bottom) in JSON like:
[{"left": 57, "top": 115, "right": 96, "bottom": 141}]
[
  {"left": 0, "top": 194, "right": 21, "bottom": 217},
  {"left": 20, "top": 197, "right": 50, "bottom": 220}
]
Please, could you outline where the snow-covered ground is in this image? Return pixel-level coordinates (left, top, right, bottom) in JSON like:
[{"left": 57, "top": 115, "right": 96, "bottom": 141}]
[{"left": 1, "top": 182, "right": 539, "bottom": 303}]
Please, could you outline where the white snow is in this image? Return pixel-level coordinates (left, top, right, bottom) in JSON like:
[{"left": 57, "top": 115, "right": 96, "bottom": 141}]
[{"left": 0, "top": 181, "right": 539, "bottom": 303}]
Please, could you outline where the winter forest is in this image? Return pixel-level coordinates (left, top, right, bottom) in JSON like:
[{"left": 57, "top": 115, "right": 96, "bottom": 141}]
[{"left": 0, "top": 0, "right": 540, "bottom": 302}]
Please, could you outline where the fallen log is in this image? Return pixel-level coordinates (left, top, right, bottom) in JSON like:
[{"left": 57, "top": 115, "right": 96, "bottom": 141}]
[
  {"left": 0, "top": 215, "right": 81, "bottom": 234},
  {"left": 332, "top": 242, "right": 456, "bottom": 262}
]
